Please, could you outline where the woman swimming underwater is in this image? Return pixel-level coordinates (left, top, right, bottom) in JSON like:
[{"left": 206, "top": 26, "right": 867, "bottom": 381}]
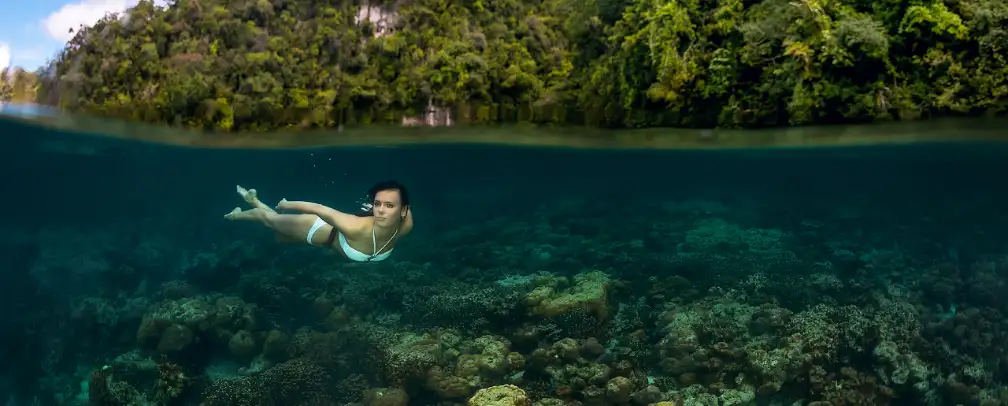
[{"left": 225, "top": 180, "right": 413, "bottom": 262}]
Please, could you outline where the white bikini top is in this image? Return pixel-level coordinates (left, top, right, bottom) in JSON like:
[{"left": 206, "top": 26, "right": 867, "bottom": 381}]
[{"left": 339, "top": 227, "right": 398, "bottom": 262}]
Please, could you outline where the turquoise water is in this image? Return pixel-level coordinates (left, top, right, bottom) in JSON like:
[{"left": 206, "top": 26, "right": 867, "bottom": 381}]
[{"left": 3, "top": 111, "right": 1008, "bottom": 406}]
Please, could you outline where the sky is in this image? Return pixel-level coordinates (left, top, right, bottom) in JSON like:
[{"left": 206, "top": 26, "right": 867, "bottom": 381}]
[{"left": 0, "top": 0, "right": 168, "bottom": 72}]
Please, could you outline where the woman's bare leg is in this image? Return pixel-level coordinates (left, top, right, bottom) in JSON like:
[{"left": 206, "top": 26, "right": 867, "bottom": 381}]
[
  {"left": 225, "top": 185, "right": 323, "bottom": 244},
  {"left": 237, "top": 185, "right": 276, "bottom": 213},
  {"left": 224, "top": 185, "right": 275, "bottom": 220},
  {"left": 226, "top": 208, "right": 322, "bottom": 244}
]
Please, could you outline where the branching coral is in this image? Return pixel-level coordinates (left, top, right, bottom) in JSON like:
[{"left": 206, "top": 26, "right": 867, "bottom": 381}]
[
  {"left": 402, "top": 282, "right": 527, "bottom": 330},
  {"left": 201, "top": 358, "right": 332, "bottom": 405},
  {"left": 154, "top": 358, "right": 188, "bottom": 402},
  {"left": 87, "top": 353, "right": 188, "bottom": 406}
]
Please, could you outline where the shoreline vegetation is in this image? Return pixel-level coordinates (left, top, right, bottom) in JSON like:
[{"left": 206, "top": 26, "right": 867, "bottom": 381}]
[
  {"left": 1, "top": 0, "right": 1005, "bottom": 132},
  {"left": 2, "top": 105, "right": 1007, "bottom": 151}
]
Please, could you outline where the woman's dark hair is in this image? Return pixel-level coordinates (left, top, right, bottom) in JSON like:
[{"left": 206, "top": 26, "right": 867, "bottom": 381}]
[{"left": 355, "top": 180, "right": 410, "bottom": 217}]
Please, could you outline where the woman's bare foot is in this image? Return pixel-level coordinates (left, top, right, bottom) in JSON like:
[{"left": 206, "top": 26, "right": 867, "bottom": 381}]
[
  {"left": 237, "top": 185, "right": 276, "bottom": 213},
  {"left": 225, "top": 207, "right": 271, "bottom": 221},
  {"left": 224, "top": 207, "right": 243, "bottom": 220}
]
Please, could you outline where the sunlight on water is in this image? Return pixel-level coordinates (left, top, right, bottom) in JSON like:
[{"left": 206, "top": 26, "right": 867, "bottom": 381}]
[{"left": 2, "top": 109, "right": 1008, "bottom": 405}]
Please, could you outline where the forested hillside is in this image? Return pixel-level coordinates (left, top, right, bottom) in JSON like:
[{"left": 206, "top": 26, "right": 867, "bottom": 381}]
[
  {"left": 30, "top": 0, "right": 1008, "bottom": 131},
  {"left": 1, "top": 68, "right": 39, "bottom": 104}
]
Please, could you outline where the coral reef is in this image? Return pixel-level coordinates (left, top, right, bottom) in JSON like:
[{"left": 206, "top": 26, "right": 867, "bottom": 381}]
[{"left": 7, "top": 194, "right": 1008, "bottom": 406}]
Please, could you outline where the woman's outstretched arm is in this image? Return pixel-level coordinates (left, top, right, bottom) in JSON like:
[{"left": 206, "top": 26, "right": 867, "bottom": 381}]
[{"left": 277, "top": 200, "right": 366, "bottom": 235}]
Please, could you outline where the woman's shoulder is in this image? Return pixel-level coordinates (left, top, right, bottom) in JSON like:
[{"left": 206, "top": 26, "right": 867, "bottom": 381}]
[{"left": 339, "top": 217, "right": 373, "bottom": 237}]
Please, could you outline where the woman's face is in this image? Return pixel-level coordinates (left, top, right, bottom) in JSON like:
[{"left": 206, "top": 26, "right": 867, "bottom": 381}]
[{"left": 372, "top": 189, "right": 406, "bottom": 227}]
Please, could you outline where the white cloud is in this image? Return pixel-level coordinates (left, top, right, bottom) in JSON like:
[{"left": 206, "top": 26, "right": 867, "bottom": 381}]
[
  {"left": 42, "top": 0, "right": 171, "bottom": 42},
  {"left": 0, "top": 44, "right": 10, "bottom": 72},
  {"left": 43, "top": 0, "right": 132, "bottom": 42}
]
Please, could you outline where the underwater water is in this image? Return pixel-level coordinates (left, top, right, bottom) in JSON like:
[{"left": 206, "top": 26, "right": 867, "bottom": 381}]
[{"left": 2, "top": 113, "right": 1008, "bottom": 406}]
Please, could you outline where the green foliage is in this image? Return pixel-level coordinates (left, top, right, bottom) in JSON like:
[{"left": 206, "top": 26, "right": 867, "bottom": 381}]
[
  {"left": 1, "top": 68, "right": 40, "bottom": 103},
  {"left": 30, "top": 0, "right": 1008, "bottom": 130}
]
